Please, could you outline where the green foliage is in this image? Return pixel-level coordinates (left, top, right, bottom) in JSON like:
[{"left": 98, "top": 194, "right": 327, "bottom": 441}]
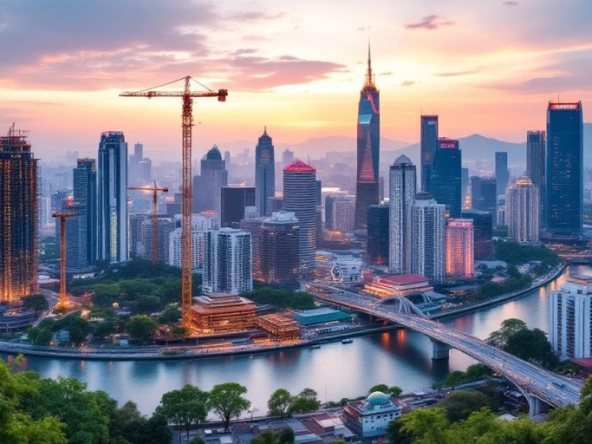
[
  {"left": 208, "top": 382, "right": 251, "bottom": 432},
  {"left": 251, "top": 429, "right": 295, "bottom": 444},
  {"left": 22, "top": 294, "right": 49, "bottom": 314},
  {"left": 368, "top": 384, "right": 389, "bottom": 394},
  {"left": 288, "top": 388, "right": 321, "bottom": 415},
  {"left": 126, "top": 315, "right": 158, "bottom": 342},
  {"left": 471, "top": 272, "right": 532, "bottom": 302},
  {"left": 189, "top": 436, "right": 206, "bottom": 444},
  {"left": 54, "top": 313, "right": 90, "bottom": 345},
  {"left": 156, "top": 385, "right": 208, "bottom": 443},
  {"left": 400, "top": 407, "right": 450, "bottom": 444},
  {"left": 245, "top": 287, "right": 316, "bottom": 310},
  {"left": 487, "top": 318, "right": 527, "bottom": 349},
  {"left": 268, "top": 388, "right": 292, "bottom": 417},
  {"left": 494, "top": 240, "right": 561, "bottom": 267},
  {"left": 159, "top": 305, "right": 181, "bottom": 324},
  {"left": 437, "top": 390, "right": 499, "bottom": 422}
]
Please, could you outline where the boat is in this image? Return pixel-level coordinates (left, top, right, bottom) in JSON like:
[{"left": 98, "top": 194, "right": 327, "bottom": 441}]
[
  {"left": 310, "top": 344, "right": 321, "bottom": 349},
  {"left": 341, "top": 338, "right": 353, "bottom": 344}
]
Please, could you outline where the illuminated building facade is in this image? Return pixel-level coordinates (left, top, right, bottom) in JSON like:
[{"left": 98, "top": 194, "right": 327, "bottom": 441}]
[
  {"left": 420, "top": 115, "right": 438, "bottom": 192},
  {"left": 255, "top": 128, "right": 275, "bottom": 217},
  {"left": 546, "top": 102, "right": 583, "bottom": 235},
  {"left": 526, "top": 130, "right": 546, "bottom": 228},
  {"left": 429, "top": 138, "right": 462, "bottom": 218},
  {"left": 98, "top": 131, "right": 128, "bottom": 263},
  {"left": 354, "top": 45, "right": 380, "bottom": 230},
  {"left": 191, "top": 293, "right": 256, "bottom": 334},
  {"left": 364, "top": 274, "right": 433, "bottom": 298},
  {"left": 445, "top": 218, "right": 474, "bottom": 279},
  {"left": 412, "top": 192, "right": 446, "bottom": 283},
  {"left": 0, "top": 125, "right": 39, "bottom": 302},
  {"left": 506, "top": 177, "right": 539, "bottom": 242},
  {"left": 283, "top": 160, "right": 317, "bottom": 274},
  {"left": 389, "top": 155, "right": 416, "bottom": 275},
  {"left": 203, "top": 228, "right": 252, "bottom": 295},
  {"left": 256, "top": 313, "right": 300, "bottom": 343},
  {"left": 367, "top": 205, "right": 389, "bottom": 265}
]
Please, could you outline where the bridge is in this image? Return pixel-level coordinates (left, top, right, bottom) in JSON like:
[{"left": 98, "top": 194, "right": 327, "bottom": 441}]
[{"left": 306, "top": 283, "right": 582, "bottom": 416}]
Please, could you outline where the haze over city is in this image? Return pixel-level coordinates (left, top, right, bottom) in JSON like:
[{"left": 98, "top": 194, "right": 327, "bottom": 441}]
[{"left": 2, "top": 0, "right": 592, "bottom": 161}]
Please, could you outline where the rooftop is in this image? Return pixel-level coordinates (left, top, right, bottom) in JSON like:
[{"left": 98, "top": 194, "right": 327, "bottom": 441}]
[{"left": 284, "top": 159, "right": 315, "bottom": 172}]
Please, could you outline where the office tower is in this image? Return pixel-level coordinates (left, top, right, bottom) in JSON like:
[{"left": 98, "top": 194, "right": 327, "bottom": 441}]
[
  {"left": 283, "top": 160, "right": 317, "bottom": 274},
  {"left": 429, "top": 137, "right": 462, "bottom": 218},
  {"left": 354, "top": 45, "right": 380, "bottom": 230},
  {"left": 550, "top": 274, "right": 592, "bottom": 360},
  {"left": 325, "top": 195, "right": 337, "bottom": 229},
  {"left": 316, "top": 180, "right": 322, "bottom": 206},
  {"left": 129, "top": 214, "right": 149, "bottom": 257},
  {"left": 281, "top": 149, "right": 294, "bottom": 167},
  {"left": 203, "top": 228, "right": 252, "bottom": 295},
  {"left": 367, "top": 205, "right": 389, "bottom": 265},
  {"left": 332, "top": 196, "right": 356, "bottom": 234},
  {"left": 461, "top": 167, "right": 469, "bottom": 203},
  {"left": 224, "top": 151, "right": 231, "bottom": 167},
  {"left": 420, "top": 115, "right": 438, "bottom": 191},
  {"left": 471, "top": 176, "right": 497, "bottom": 218},
  {"left": 526, "top": 130, "right": 546, "bottom": 228},
  {"left": 546, "top": 102, "right": 583, "bottom": 235},
  {"left": 259, "top": 211, "right": 300, "bottom": 290},
  {"left": 506, "top": 177, "right": 539, "bottom": 242},
  {"left": 461, "top": 209, "right": 494, "bottom": 260},
  {"left": 239, "top": 217, "right": 265, "bottom": 281},
  {"left": 389, "top": 155, "right": 416, "bottom": 274},
  {"left": 495, "top": 152, "right": 509, "bottom": 197},
  {"left": 168, "top": 214, "right": 218, "bottom": 270},
  {"left": 221, "top": 186, "right": 256, "bottom": 228},
  {"left": 193, "top": 145, "right": 228, "bottom": 214},
  {"left": 128, "top": 142, "right": 152, "bottom": 185},
  {"left": 255, "top": 128, "right": 275, "bottom": 217},
  {"left": 71, "top": 158, "right": 97, "bottom": 268},
  {"left": 0, "top": 125, "right": 38, "bottom": 302},
  {"left": 446, "top": 219, "right": 474, "bottom": 279},
  {"left": 411, "top": 192, "right": 446, "bottom": 283},
  {"left": 140, "top": 217, "right": 176, "bottom": 262},
  {"left": 98, "top": 131, "right": 128, "bottom": 264}
]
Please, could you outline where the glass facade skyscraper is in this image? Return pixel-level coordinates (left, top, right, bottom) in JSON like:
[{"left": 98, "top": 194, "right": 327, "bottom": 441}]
[
  {"left": 70, "top": 158, "right": 97, "bottom": 270},
  {"left": 429, "top": 138, "right": 462, "bottom": 218},
  {"left": 526, "top": 130, "right": 546, "bottom": 228},
  {"left": 255, "top": 128, "right": 275, "bottom": 217},
  {"left": 420, "top": 115, "right": 438, "bottom": 192},
  {"left": 367, "top": 205, "right": 389, "bottom": 266},
  {"left": 354, "top": 45, "right": 380, "bottom": 230},
  {"left": 495, "top": 152, "right": 509, "bottom": 197},
  {"left": 546, "top": 102, "right": 583, "bottom": 235}
]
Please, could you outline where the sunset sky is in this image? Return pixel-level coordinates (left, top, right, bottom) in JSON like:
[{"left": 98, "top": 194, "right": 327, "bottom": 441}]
[{"left": 1, "top": 0, "right": 591, "bottom": 161}]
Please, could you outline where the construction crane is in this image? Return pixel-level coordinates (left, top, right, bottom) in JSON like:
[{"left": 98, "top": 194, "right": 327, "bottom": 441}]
[
  {"left": 128, "top": 181, "right": 169, "bottom": 264},
  {"left": 120, "top": 76, "right": 228, "bottom": 328},
  {"left": 52, "top": 211, "right": 76, "bottom": 310}
]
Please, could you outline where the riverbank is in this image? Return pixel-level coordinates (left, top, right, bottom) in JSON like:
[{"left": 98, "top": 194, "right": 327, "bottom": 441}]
[{"left": 0, "top": 265, "right": 564, "bottom": 361}]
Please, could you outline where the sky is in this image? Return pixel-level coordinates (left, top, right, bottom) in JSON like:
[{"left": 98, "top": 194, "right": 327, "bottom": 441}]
[{"left": 1, "top": 0, "right": 592, "bottom": 161}]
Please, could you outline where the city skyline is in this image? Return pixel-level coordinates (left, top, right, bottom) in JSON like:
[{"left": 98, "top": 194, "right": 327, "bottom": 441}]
[{"left": 1, "top": 0, "right": 591, "bottom": 161}]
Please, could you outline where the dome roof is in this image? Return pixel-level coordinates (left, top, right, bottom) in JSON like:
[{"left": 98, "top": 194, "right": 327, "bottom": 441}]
[
  {"left": 393, "top": 154, "right": 412, "bottom": 166},
  {"left": 367, "top": 391, "right": 390, "bottom": 405},
  {"left": 206, "top": 145, "right": 222, "bottom": 160}
]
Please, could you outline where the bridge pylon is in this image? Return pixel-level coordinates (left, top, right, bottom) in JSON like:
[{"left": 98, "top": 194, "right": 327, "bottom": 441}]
[{"left": 431, "top": 340, "right": 451, "bottom": 360}]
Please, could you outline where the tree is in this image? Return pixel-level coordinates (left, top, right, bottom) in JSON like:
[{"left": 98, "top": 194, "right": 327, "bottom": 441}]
[
  {"left": 487, "top": 318, "right": 527, "bottom": 348},
  {"left": 268, "top": 388, "right": 292, "bottom": 417},
  {"left": 156, "top": 384, "right": 208, "bottom": 444},
  {"left": 126, "top": 315, "right": 158, "bottom": 342},
  {"left": 278, "top": 428, "right": 295, "bottom": 444},
  {"left": 288, "top": 388, "right": 320, "bottom": 414},
  {"left": 400, "top": 408, "right": 450, "bottom": 444},
  {"left": 505, "top": 327, "right": 559, "bottom": 368},
  {"left": 389, "top": 386, "right": 403, "bottom": 397},
  {"left": 438, "top": 390, "right": 499, "bottom": 422},
  {"left": 22, "top": 294, "right": 49, "bottom": 314},
  {"left": 208, "top": 382, "right": 251, "bottom": 433},
  {"left": 159, "top": 305, "right": 181, "bottom": 324},
  {"left": 368, "top": 384, "right": 389, "bottom": 394}
]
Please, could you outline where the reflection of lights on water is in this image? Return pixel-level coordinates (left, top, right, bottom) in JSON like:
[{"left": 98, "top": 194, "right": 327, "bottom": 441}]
[
  {"left": 80, "top": 360, "right": 86, "bottom": 371},
  {"left": 396, "top": 329, "right": 406, "bottom": 342},
  {"left": 380, "top": 332, "right": 390, "bottom": 346}
]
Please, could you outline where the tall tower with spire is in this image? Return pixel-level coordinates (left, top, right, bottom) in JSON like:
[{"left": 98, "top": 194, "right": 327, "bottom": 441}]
[
  {"left": 255, "top": 127, "right": 275, "bottom": 217},
  {"left": 354, "top": 43, "right": 380, "bottom": 230}
]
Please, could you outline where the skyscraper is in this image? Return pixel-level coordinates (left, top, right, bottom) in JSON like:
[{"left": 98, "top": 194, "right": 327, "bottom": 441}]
[
  {"left": 446, "top": 219, "right": 474, "bottom": 279},
  {"left": 255, "top": 128, "right": 275, "bottom": 217},
  {"left": 546, "top": 102, "right": 583, "bottom": 235},
  {"left": 389, "top": 155, "right": 416, "bottom": 275},
  {"left": 367, "top": 205, "right": 389, "bottom": 266},
  {"left": 506, "top": 177, "right": 539, "bottom": 242},
  {"left": 429, "top": 138, "right": 462, "bottom": 218},
  {"left": 412, "top": 192, "right": 446, "bottom": 283},
  {"left": 69, "top": 158, "right": 97, "bottom": 270},
  {"left": 526, "top": 130, "right": 546, "bottom": 228},
  {"left": 420, "top": 115, "right": 438, "bottom": 192},
  {"left": 495, "top": 152, "right": 509, "bottom": 197},
  {"left": 203, "top": 228, "right": 252, "bottom": 295},
  {"left": 0, "top": 125, "right": 38, "bottom": 302},
  {"left": 461, "top": 209, "right": 494, "bottom": 260},
  {"left": 354, "top": 45, "right": 380, "bottom": 230},
  {"left": 98, "top": 131, "right": 128, "bottom": 264},
  {"left": 220, "top": 186, "right": 256, "bottom": 228},
  {"left": 193, "top": 145, "right": 228, "bottom": 214},
  {"left": 283, "top": 160, "right": 317, "bottom": 274}
]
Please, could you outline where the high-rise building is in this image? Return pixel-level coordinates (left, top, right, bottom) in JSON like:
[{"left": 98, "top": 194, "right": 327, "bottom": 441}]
[
  {"left": 169, "top": 213, "right": 219, "bottom": 270},
  {"left": 354, "top": 45, "right": 380, "bottom": 230},
  {"left": 140, "top": 217, "right": 176, "bottom": 263},
  {"left": 332, "top": 196, "right": 356, "bottom": 234},
  {"left": 259, "top": 211, "right": 300, "bottom": 290},
  {"left": 367, "top": 205, "right": 389, "bottom": 265},
  {"left": 495, "top": 152, "right": 509, "bottom": 197},
  {"left": 281, "top": 149, "right": 294, "bottom": 167},
  {"left": 429, "top": 138, "right": 462, "bottom": 218},
  {"left": 446, "top": 219, "right": 474, "bottom": 279},
  {"left": 461, "top": 167, "right": 469, "bottom": 204},
  {"left": 239, "top": 217, "right": 265, "bottom": 281},
  {"left": 283, "top": 160, "right": 317, "bottom": 274},
  {"left": 220, "top": 186, "right": 256, "bottom": 228},
  {"left": 389, "top": 155, "right": 416, "bottom": 275},
  {"left": 526, "top": 130, "right": 546, "bottom": 228},
  {"left": 461, "top": 209, "right": 494, "bottom": 260},
  {"left": 98, "top": 131, "right": 128, "bottom": 264},
  {"left": 420, "top": 115, "right": 438, "bottom": 192},
  {"left": 506, "top": 177, "right": 539, "bottom": 242},
  {"left": 471, "top": 176, "right": 497, "bottom": 222},
  {"left": 0, "top": 125, "right": 38, "bottom": 302},
  {"left": 128, "top": 142, "right": 152, "bottom": 185},
  {"left": 203, "top": 228, "right": 252, "bottom": 295},
  {"left": 193, "top": 145, "right": 228, "bottom": 214},
  {"left": 71, "top": 158, "right": 97, "bottom": 269},
  {"left": 412, "top": 192, "right": 446, "bottom": 283},
  {"left": 549, "top": 274, "right": 592, "bottom": 360},
  {"left": 546, "top": 101, "right": 583, "bottom": 235},
  {"left": 255, "top": 128, "right": 275, "bottom": 217}
]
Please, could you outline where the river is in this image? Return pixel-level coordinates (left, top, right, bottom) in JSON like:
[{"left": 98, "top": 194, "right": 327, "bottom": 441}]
[{"left": 1, "top": 265, "right": 582, "bottom": 416}]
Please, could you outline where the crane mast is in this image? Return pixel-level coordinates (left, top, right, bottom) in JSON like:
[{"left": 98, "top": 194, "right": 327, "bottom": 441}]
[
  {"left": 52, "top": 211, "right": 76, "bottom": 310},
  {"left": 128, "top": 181, "right": 168, "bottom": 264},
  {"left": 120, "top": 76, "right": 227, "bottom": 329}
]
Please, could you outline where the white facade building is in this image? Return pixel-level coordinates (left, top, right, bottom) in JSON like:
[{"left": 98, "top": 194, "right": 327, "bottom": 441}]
[
  {"left": 332, "top": 196, "right": 356, "bottom": 234},
  {"left": 446, "top": 218, "right": 474, "bottom": 279},
  {"left": 389, "top": 155, "right": 416, "bottom": 274},
  {"left": 168, "top": 228, "right": 206, "bottom": 271},
  {"left": 343, "top": 392, "right": 402, "bottom": 439},
  {"left": 411, "top": 192, "right": 446, "bottom": 283},
  {"left": 506, "top": 177, "right": 539, "bottom": 242},
  {"left": 203, "top": 228, "right": 252, "bottom": 295},
  {"left": 549, "top": 274, "right": 592, "bottom": 360}
]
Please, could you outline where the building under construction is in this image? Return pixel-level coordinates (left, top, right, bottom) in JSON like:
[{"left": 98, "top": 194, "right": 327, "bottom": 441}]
[{"left": 0, "top": 125, "right": 38, "bottom": 302}]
